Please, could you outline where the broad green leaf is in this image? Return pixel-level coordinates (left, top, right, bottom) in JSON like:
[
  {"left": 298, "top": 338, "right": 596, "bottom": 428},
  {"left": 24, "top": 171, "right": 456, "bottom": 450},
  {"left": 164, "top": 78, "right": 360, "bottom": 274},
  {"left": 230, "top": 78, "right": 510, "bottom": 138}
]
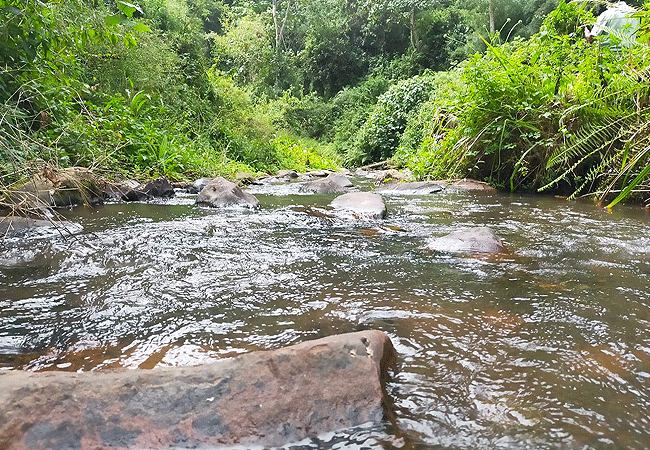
[
  {"left": 106, "top": 15, "right": 121, "bottom": 27},
  {"left": 116, "top": 1, "right": 142, "bottom": 19},
  {"left": 133, "top": 23, "right": 151, "bottom": 33}
]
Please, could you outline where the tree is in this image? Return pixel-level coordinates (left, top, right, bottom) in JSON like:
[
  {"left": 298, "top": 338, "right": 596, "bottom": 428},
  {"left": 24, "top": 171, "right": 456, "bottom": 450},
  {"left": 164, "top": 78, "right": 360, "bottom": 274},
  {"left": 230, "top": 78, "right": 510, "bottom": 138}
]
[
  {"left": 271, "top": 0, "right": 290, "bottom": 56},
  {"left": 489, "top": 0, "right": 495, "bottom": 35},
  {"left": 384, "top": 0, "right": 442, "bottom": 50}
]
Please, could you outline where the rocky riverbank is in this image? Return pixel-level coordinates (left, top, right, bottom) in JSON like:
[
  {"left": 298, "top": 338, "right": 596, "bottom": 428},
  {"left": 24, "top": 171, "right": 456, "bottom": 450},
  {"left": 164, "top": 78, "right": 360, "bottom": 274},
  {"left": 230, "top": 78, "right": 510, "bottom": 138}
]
[{"left": 1, "top": 165, "right": 505, "bottom": 255}]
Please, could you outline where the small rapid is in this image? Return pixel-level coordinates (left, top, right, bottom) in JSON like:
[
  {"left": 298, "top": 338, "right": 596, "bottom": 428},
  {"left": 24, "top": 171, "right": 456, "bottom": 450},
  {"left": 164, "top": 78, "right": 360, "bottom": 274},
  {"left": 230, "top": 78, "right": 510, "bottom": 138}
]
[{"left": 1, "top": 178, "right": 649, "bottom": 449}]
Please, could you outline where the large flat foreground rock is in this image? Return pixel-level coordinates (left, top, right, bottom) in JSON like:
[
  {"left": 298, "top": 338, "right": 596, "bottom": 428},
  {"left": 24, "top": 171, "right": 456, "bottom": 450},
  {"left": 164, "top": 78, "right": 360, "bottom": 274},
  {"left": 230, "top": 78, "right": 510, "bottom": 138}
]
[{"left": 0, "top": 331, "right": 395, "bottom": 450}]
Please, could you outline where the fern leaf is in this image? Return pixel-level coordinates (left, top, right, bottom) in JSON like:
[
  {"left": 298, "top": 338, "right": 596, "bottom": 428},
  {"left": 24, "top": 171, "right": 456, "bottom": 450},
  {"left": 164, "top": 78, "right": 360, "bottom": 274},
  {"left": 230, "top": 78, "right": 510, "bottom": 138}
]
[{"left": 546, "top": 113, "right": 632, "bottom": 169}]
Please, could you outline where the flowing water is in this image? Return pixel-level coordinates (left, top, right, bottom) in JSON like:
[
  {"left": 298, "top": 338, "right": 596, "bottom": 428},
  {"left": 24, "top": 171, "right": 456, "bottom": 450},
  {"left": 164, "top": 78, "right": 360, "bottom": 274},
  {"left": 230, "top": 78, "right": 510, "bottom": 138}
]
[{"left": 2, "top": 177, "right": 650, "bottom": 449}]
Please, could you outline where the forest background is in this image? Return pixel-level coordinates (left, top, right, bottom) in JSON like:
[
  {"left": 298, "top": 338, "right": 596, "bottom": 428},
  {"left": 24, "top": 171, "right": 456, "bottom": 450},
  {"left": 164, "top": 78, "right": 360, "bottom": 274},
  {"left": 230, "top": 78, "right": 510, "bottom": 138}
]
[{"left": 2, "top": 0, "right": 650, "bottom": 207}]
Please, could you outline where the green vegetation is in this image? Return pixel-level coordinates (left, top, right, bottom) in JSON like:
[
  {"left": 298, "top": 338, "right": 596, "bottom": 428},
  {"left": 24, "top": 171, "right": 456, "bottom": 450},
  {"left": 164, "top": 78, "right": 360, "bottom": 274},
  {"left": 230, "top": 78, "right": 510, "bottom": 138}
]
[
  {"left": 394, "top": 0, "right": 650, "bottom": 206},
  {"left": 2, "top": 0, "right": 650, "bottom": 206},
  {"left": 0, "top": 0, "right": 339, "bottom": 185}
]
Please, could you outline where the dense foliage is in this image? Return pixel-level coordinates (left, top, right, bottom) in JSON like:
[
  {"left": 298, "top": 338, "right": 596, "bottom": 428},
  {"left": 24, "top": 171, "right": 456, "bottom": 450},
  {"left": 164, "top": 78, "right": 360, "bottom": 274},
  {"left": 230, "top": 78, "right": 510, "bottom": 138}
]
[
  {"left": 394, "top": 0, "right": 650, "bottom": 206},
  {"left": 0, "top": 0, "right": 338, "bottom": 184},
  {"left": 2, "top": 0, "right": 650, "bottom": 206}
]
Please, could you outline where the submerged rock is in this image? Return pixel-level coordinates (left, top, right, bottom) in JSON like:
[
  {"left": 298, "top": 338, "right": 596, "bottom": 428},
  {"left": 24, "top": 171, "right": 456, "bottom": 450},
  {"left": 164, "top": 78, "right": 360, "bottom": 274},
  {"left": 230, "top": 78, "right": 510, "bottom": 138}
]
[
  {"left": 0, "top": 330, "right": 396, "bottom": 449},
  {"left": 427, "top": 227, "right": 505, "bottom": 254},
  {"left": 0, "top": 215, "right": 82, "bottom": 237},
  {"left": 0, "top": 216, "right": 57, "bottom": 234},
  {"left": 449, "top": 179, "right": 496, "bottom": 192},
  {"left": 196, "top": 177, "right": 259, "bottom": 207},
  {"left": 299, "top": 173, "right": 353, "bottom": 194},
  {"left": 330, "top": 192, "right": 387, "bottom": 220},
  {"left": 375, "top": 180, "right": 447, "bottom": 195}
]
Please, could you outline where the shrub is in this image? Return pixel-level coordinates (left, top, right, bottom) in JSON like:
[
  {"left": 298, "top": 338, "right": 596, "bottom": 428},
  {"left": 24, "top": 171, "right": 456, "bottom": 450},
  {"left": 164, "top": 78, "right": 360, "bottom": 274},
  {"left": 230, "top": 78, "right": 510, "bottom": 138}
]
[
  {"left": 345, "top": 74, "right": 435, "bottom": 166},
  {"left": 272, "top": 135, "right": 339, "bottom": 172}
]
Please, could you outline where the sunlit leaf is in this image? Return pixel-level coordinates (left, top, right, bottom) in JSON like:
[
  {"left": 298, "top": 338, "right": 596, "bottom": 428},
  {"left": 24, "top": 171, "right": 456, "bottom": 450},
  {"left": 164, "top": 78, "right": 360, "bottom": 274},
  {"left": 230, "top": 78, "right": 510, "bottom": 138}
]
[
  {"left": 116, "top": 1, "right": 142, "bottom": 19},
  {"left": 133, "top": 23, "right": 151, "bottom": 33},
  {"left": 106, "top": 15, "right": 121, "bottom": 27}
]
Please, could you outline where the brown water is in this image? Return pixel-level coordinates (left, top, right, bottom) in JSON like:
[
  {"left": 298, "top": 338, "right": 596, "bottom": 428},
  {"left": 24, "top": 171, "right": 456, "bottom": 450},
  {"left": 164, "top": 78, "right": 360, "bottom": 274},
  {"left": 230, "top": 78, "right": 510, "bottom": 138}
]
[{"left": 1, "top": 179, "right": 650, "bottom": 449}]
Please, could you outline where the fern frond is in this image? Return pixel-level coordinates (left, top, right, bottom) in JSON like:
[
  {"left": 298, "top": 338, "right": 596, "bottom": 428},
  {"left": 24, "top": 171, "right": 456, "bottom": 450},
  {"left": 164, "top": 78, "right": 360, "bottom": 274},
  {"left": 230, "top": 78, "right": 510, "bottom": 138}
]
[
  {"left": 567, "top": 151, "right": 620, "bottom": 200},
  {"left": 546, "top": 110, "right": 635, "bottom": 169},
  {"left": 541, "top": 142, "right": 610, "bottom": 192},
  {"left": 635, "top": 65, "right": 650, "bottom": 84},
  {"left": 559, "top": 96, "right": 634, "bottom": 126}
]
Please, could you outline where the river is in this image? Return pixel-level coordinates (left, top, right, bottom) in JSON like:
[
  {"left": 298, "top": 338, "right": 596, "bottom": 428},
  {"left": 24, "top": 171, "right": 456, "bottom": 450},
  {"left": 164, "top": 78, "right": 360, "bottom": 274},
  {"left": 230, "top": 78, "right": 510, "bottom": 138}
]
[{"left": 1, "top": 177, "right": 649, "bottom": 449}]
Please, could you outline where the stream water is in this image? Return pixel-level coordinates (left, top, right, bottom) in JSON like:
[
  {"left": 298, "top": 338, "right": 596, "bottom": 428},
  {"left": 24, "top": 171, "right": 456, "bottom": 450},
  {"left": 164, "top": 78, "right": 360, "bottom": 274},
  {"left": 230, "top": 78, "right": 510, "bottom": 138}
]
[{"left": 1, "top": 176, "right": 650, "bottom": 449}]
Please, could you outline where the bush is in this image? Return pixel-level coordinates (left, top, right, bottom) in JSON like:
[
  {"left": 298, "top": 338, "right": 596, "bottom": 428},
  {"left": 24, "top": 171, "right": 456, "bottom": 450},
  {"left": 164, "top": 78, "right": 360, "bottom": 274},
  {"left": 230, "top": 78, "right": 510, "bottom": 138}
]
[
  {"left": 272, "top": 135, "right": 339, "bottom": 172},
  {"left": 394, "top": 0, "right": 650, "bottom": 204},
  {"left": 345, "top": 74, "right": 435, "bottom": 166},
  {"left": 542, "top": 0, "right": 594, "bottom": 38}
]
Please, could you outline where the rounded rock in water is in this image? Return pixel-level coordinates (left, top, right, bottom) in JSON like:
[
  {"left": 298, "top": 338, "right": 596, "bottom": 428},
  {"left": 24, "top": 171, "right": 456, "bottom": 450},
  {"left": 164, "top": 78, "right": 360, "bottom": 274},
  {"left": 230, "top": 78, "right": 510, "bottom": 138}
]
[
  {"left": 427, "top": 227, "right": 504, "bottom": 254},
  {"left": 195, "top": 177, "right": 259, "bottom": 208}
]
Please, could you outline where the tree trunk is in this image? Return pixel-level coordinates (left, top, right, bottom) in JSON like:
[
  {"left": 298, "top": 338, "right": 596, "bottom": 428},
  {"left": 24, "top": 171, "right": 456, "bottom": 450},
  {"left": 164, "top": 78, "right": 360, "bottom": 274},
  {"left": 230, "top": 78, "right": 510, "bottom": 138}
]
[
  {"left": 272, "top": 0, "right": 291, "bottom": 57},
  {"left": 489, "top": 0, "right": 495, "bottom": 36},
  {"left": 410, "top": 7, "right": 420, "bottom": 50}
]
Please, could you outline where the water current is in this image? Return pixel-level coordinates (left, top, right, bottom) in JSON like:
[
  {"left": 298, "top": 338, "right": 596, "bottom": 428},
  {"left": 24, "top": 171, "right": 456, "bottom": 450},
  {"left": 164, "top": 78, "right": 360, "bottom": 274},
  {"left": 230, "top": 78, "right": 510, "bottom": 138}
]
[{"left": 1, "top": 176, "right": 650, "bottom": 449}]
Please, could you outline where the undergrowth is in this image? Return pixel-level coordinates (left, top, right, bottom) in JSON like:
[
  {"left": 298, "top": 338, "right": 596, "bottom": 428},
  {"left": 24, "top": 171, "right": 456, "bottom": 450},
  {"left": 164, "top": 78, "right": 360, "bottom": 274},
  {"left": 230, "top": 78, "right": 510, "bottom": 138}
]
[{"left": 0, "top": 0, "right": 338, "bottom": 192}]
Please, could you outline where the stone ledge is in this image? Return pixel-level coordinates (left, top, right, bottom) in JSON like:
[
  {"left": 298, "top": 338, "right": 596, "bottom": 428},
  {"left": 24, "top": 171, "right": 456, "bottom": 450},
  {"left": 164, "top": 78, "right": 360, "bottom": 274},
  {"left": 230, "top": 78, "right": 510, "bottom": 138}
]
[{"left": 0, "top": 330, "right": 396, "bottom": 449}]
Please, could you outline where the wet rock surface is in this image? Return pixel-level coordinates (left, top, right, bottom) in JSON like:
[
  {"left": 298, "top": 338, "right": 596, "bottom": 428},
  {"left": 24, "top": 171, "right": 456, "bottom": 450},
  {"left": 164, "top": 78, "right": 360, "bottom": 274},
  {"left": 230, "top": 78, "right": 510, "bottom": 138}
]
[
  {"left": 9, "top": 167, "right": 177, "bottom": 209},
  {"left": 299, "top": 173, "right": 354, "bottom": 194},
  {"left": 112, "top": 177, "right": 176, "bottom": 202},
  {"left": 0, "top": 330, "right": 395, "bottom": 450},
  {"left": 370, "top": 169, "right": 412, "bottom": 183},
  {"left": 449, "top": 178, "right": 496, "bottom": 192},
  {"left": 0, "top": 216, "right": 82, "bottom": 238},
  {"left": 195, "top": 177, "right": 259, "bottom": 208},
  {"left": 299, "top": 169, "right": 332, "bottom": 181},
  {"left": 277, "top": 169, "right": 299, "bottom": 180},
  {"left": 188, "top": 177, "right": 214, "bottom": 194},
  {"left": 11, "top": 167, "right": 107, "bottom": 208},
  {"left": 0, "top": 216, "right": 60, "bottom": 234},
  {"left": 235, "top": 172, "right": 260, "bottom": 185},
  {"left": 375, "top": 180, "right": 447, "bottom": 195},
  {"left": 330, "top": 192, "right": 387, "bottom": 220},
  {"left": 427, "top": 227, "right": 505, "bottom": 254}
]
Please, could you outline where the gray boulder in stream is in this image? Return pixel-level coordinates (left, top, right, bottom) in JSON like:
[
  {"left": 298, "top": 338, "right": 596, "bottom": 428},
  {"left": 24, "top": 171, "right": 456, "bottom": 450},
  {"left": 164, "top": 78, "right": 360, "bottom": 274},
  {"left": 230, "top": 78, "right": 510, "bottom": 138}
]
[
  {"left": 330, "top": 192, "right": 387, "bottom": 220},
  {"left": 0, "top": 330, "right": 396, "bottom": 449},
  {"left": 114, "top": 177, "right": 175, "bottom": 201},
  {"left": 427, "top": 227, "right": 505, "bottom": 254},
  {"left": 299, "top": 173, "right": 353, "bottom": 194},
  {"left": 449, "top": 178, "right": 496, "bottom": 192},
  {"left": 195, "top": 177, "right": 259, "bottom": 208},
  {"left": 189, "top": 177, "right": 213, "bottom": 194}
]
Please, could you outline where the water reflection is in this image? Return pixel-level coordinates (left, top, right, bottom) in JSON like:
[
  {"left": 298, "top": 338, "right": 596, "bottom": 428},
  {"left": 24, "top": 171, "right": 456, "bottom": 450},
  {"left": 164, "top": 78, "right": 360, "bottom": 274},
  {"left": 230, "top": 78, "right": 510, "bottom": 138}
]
[{"left": 1, "top": 187, "right": 650, "bottom": 449}]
